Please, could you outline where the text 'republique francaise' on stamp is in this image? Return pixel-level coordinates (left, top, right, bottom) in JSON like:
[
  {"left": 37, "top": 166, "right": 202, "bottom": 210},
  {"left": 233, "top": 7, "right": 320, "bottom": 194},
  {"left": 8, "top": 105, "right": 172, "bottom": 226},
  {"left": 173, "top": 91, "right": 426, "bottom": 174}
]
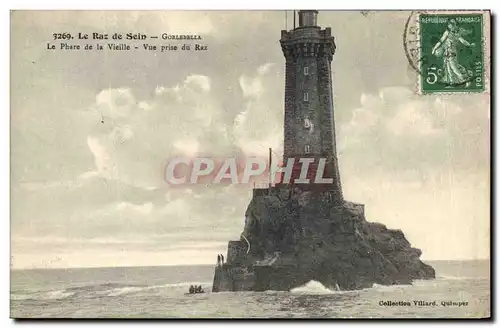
[{"left": 403, "top": 11, "right": 490, "bottom": 95}]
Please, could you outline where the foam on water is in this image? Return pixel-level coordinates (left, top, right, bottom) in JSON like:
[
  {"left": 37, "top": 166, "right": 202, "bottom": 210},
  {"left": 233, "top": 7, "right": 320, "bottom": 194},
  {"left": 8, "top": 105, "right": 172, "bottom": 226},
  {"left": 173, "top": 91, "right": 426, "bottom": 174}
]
[
  {"left": 290, "top": 280, "right": 339, "bottom": 294},
  {"left": 107, "top": 286, "right": 145, "bottom": 297},
  {"left": 10, "top": 293, "right": 36, "bottom": 301},
  {"left": 437, "top": 275, "right": 481, "bottom": 280},
  {"left": 108, "top": 281, "right": 213, "bottom": 296},
  {"left": 292, "top": 281, "right": 420, "bottom": 294},
  {"left": 370, "top": 283, "right": 413, "bottom": 291},
  {"left": 11, "top": 289, "right": 76, "bottom": 301},
  {"left": 11, "top": 281, "right": 214, "bottom": 301}
]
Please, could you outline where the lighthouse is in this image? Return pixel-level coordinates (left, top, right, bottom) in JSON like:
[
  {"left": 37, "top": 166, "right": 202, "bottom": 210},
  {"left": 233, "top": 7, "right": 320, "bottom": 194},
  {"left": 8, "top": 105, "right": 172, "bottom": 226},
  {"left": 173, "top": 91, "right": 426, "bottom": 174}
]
[
  {"left": 279, "top": 10, "right": 343, "bottom": 203},
  {"left": 212, "top": 10, "right": 436, "bottom": 293}
]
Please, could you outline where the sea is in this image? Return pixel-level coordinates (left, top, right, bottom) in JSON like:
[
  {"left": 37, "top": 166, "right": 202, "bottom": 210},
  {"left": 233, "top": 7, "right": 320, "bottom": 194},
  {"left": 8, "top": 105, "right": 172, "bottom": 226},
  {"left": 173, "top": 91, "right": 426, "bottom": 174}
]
[{"left": 10, "top": 260, "right": 490, "bottom": 319}]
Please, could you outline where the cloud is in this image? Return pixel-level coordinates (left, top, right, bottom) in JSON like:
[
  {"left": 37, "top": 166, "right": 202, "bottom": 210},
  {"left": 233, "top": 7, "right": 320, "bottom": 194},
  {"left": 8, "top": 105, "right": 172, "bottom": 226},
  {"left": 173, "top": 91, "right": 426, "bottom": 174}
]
[
  {"left": 96, "top": 88, "right": 136, "bottom": 119},
  {"left": 345, "top": 87, "right": 445, "bottom": 138},
  {"left": 173, "top": 139, "right": 200, "bottom": 156},
  {"left": 386, "top": 101, "right": 443, "bottom": 137},
  {"left": 339, "top": 86, "right": 489, "bottom": 177},
  {"left": 116, "top": 201, "right": 154, "bottom": 215},
  {"left": 239, "top": 75, "right": 263, "bottom": 99},
  {"left": 234, "top": 63, "right": 283, "bottom": 157},
  {"left": 12, "top": 70, "right": 259, "bottom": 260},
  {"left": 185, "top": 75, "right": 211, "bottom": 92},
  {"left": 87, "top": 136, "right": 116, "bottom": 178},
  {"left": 239, "top": 63, "right": 275, "bottom": 99},
  {"left": 77, "top": 73, "right": 224, "bottom": 189}
]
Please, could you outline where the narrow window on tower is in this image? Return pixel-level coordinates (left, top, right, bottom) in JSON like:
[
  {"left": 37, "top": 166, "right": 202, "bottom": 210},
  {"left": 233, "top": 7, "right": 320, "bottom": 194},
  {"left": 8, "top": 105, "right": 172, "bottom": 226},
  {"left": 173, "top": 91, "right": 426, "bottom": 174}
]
[
  {"left": 304, "top": 145, "right": 311, "bottom": 154},
  {"left": 304, "top": 66, "right": 309, "bottom": 76},
  {"left": 304, "top": 92, "right": 309, "bottom": 101},
  {"left": 304, "top": 117, "right": 312, "bottom": 129}
]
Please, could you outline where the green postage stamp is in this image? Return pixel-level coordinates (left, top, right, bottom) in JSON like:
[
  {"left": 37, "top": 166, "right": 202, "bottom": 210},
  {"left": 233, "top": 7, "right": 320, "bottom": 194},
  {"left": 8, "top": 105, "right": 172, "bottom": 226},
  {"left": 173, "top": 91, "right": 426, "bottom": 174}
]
[{"left": 405, "top": 12, "right": 489, "bottom": 94}]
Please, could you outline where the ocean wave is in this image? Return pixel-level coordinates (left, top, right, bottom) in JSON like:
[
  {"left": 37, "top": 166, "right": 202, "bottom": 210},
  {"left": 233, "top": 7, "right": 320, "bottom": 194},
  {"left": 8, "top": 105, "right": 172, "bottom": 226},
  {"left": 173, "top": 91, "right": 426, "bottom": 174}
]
[
  {"left": 106, "top": 281, "right": 211, "bottom": 296},
  {"left": 156, "top": 281, "right": 212, "bottom": 289},
  {"left": 370, "top": 283, "right": 413, "bottom": 291},
  {"left": 291, "top": 281, "right": 415, "bottom": 294},
  {"left": 290, "top": 280, "right": 347, "bottom": 294},
  {"left": 436, "top": 275, "right": 485, "bottom": 281},
  {"left": 107, "top": 286, "right": 146, "bottom": 297},
  {"left": 11, "top": 289, "right": 76, "bottom": 301},
  {"left": 12, "top": 281, "right": 214, "bottom": 301},
  {"left": 10, "top": 293, "right": 36, "bottom": 301},
  {"left": 66, "top": 282, "right": 147, "bottom": 293},
  {"left": 44, "top": 290, "right": 76, "bottom": 300}
]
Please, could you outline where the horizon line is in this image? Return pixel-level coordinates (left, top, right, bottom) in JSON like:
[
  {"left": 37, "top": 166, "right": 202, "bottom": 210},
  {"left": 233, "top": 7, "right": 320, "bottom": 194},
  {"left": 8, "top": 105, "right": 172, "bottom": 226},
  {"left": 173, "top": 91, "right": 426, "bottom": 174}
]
[{"left": 10, "top": 258, "right": 491, "bottom": 271}]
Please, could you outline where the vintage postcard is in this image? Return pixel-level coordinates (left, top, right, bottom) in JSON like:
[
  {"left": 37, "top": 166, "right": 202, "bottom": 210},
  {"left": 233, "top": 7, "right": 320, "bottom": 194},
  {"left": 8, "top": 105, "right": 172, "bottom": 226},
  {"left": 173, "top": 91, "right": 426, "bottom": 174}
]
[{"left": 10, "top": 10, "right": 491, "bottom": 319}]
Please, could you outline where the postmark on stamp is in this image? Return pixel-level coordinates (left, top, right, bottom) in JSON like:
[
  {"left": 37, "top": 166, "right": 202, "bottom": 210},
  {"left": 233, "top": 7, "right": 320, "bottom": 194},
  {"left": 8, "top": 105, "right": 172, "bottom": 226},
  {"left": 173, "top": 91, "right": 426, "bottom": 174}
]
[{"left": 403, "top": 11, "right": 488, "bottom": 94}]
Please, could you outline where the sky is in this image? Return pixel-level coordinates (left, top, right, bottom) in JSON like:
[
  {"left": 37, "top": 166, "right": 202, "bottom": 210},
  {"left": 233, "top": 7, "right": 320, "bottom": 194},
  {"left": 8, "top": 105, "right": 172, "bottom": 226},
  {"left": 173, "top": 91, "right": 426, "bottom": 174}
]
[{"left": 10, "top": 10, "right": 490, "bottom": 269}]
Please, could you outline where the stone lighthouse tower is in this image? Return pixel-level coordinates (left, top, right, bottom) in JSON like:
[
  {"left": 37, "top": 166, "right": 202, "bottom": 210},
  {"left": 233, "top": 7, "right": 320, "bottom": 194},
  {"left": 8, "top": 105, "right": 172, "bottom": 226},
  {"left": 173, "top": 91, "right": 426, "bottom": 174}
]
[
  {"left": 279, "top": 10, "right": 343, "bottom": 203},
  {"left": 212, "top": 10, "right": 436, "bottom": 293}
]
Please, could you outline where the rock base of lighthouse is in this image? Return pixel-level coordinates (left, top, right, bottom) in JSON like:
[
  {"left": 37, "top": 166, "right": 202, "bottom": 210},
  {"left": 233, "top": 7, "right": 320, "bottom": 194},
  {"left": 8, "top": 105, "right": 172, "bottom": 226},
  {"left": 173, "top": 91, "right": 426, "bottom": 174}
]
[{"left": 212, "top": 186, "right": 435, "bottom": 292}]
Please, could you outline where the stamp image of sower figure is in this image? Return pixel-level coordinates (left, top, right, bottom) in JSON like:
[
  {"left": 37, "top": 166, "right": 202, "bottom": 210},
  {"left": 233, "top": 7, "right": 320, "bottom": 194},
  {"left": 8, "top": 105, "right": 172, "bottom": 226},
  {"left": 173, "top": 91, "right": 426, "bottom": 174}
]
[
  {"left": 417, "top": 13, "right": 484, "bottom": 94},
  {"left": 431, "top": 19, "right": 475, "bottom": 87}
]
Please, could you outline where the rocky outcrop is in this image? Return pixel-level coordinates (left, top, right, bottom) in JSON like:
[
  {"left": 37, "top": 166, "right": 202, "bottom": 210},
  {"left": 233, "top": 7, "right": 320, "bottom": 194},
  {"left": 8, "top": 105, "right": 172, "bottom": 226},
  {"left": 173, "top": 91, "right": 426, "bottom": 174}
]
[{"left": 237, "top": 187, "right": 435, "bottom": 291}]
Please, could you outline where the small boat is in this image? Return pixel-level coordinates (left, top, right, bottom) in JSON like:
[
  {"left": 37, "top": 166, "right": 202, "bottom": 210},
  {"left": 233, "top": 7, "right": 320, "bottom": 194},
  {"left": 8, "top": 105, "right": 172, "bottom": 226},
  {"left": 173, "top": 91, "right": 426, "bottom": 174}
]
[{"left": 186, "top": 285, "right": 205, "bottom": 295}]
